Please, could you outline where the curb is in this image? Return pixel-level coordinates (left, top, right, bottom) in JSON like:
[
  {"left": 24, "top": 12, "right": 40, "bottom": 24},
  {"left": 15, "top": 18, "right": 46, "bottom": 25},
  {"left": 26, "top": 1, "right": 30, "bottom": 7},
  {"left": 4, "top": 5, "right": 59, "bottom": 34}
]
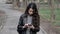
[
  {"left": 40, "top": 26, "right": 47, "bottom": 34},
  {"left": 0, "top": 11, "right": 7, "bottom": 31}
]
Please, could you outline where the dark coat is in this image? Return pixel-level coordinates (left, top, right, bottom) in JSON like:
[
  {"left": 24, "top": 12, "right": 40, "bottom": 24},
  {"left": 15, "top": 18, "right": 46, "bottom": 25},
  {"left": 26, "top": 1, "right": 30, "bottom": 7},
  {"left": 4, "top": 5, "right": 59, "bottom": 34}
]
[{"left": 17, "top": 14, "right": 40, "bottom": 34}]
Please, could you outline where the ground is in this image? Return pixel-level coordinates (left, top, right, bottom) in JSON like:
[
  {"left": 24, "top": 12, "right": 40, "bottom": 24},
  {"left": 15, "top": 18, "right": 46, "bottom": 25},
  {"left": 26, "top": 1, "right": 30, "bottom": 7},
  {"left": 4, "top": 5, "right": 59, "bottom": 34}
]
[
  {"left": 0, "top": 3, "right": 47, "bottom": 34},
  {"left": 39, "top": 8, "right": 60, "bottom": 34}
]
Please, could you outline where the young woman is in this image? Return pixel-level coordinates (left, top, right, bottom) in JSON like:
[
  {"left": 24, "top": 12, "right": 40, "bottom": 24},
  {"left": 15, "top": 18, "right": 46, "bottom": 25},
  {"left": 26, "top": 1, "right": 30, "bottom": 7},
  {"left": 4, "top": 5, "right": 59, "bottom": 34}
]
[{"left": 17, "top": 3, "right": 40, "bottom": 34}]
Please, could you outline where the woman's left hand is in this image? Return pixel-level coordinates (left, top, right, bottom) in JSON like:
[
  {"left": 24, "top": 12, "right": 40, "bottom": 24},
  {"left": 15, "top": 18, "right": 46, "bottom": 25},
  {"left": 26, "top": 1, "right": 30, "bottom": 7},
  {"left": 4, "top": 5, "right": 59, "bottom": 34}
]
[{"left": 29, "top": 25, "right": 35, "bottom": 29}]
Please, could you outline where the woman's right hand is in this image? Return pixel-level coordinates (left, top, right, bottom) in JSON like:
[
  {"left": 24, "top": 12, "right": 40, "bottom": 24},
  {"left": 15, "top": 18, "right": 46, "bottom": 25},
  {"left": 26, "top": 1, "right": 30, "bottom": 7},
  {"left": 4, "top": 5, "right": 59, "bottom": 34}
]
[{"left": 23, "top": 24, "right": 28, "bottom": 28}]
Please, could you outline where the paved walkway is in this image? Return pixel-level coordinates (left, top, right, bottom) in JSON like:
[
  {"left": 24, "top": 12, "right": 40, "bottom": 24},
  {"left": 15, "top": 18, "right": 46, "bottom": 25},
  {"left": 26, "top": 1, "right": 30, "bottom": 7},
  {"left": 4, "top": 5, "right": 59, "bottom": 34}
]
[{"left": 0, "top": 3, "right": 47, "bottom": 34}]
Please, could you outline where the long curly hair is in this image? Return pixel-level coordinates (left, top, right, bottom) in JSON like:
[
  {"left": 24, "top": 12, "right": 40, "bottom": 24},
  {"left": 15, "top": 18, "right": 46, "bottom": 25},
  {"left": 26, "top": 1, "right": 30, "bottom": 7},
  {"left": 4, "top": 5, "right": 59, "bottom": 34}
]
[{"left": 24, "top": 3, "right": 40, "bottom": 27}]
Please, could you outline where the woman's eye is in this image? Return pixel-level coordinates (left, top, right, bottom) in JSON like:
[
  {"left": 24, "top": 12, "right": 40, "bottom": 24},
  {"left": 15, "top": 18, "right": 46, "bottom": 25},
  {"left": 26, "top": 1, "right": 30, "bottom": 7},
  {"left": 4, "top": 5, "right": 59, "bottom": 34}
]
[
  {"left": 30, "top": 11, "right": 32, "bottom": 12},
  {"left": 30, "top": 11, "right": 33, "bottom": 12}
]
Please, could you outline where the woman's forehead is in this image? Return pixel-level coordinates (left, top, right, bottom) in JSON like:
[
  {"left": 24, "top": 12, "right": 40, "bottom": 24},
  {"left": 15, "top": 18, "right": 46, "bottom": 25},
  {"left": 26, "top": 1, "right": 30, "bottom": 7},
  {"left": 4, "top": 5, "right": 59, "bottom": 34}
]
[{"left": 29, "top": 8, "right": 33, "bottom": 10}]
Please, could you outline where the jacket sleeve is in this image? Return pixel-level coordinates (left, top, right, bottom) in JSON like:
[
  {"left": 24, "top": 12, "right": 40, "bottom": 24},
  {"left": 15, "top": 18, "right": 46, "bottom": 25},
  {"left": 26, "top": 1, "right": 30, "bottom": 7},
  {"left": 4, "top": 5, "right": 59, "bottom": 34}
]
[
  {"left": 31, "top": 26, "right": 40, "bottom": 32},
  {"left": 17, "top": 15, "right": 26, "bottom": 32},
  {"left": 31, "top": 16, "right": 40, "bottom": 32}
]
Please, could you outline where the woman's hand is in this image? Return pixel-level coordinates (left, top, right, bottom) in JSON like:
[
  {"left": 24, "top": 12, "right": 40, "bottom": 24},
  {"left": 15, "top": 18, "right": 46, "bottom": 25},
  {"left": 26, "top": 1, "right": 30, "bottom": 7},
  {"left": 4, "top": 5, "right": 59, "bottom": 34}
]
[
  {"left": 23, "top": 24, "right": 28, "bottom": 28},
  {"left": 29, "top": 25, "right": 35, "bottom": 29},
  {"left": 23, "top": 24, "right": 35, "bottom": 29}
]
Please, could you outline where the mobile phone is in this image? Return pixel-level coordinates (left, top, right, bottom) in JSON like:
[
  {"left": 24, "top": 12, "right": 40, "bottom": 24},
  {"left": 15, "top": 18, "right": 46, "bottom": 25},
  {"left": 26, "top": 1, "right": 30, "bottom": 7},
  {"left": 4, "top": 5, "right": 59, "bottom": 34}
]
[{"left": 28, "top": 24, "right": 32, "bottom": 26}]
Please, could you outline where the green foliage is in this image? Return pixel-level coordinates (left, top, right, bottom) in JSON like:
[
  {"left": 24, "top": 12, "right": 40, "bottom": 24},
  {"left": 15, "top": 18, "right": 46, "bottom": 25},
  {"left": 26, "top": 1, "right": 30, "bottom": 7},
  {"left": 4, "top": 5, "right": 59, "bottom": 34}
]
[
  {"left": 39, "top": 8, "right": 60, "bottom": 26},
  {"left": 39, "top": 8, "right": 51, "bottom": 19}
]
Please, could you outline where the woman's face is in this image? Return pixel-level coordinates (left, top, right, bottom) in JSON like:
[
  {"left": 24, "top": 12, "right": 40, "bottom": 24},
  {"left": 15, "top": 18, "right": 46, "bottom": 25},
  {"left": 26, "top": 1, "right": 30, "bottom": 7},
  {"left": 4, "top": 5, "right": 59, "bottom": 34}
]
[{"left": 28, "top": 8, "right": 33, "bottom": 15}]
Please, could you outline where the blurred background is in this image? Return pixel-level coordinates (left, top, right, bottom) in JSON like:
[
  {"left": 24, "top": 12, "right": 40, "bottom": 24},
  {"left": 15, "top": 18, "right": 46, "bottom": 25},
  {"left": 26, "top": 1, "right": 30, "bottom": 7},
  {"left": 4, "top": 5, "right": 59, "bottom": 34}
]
[{"left": 0, "top": 0, "right": 60, "bottom": 34}]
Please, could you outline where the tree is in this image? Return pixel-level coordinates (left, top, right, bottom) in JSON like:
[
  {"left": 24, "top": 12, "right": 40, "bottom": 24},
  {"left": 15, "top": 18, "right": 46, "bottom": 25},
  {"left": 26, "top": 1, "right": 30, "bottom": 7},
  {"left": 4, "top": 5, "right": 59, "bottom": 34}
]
[
  {"left": 56, "top": 0, "right": 60, "bottom": 9},
  {"left": 12, "top": 0, "right": 20, "bottom": 9},
  {"left": 48, "top": 0, "right": 55, "bottom": 34}
]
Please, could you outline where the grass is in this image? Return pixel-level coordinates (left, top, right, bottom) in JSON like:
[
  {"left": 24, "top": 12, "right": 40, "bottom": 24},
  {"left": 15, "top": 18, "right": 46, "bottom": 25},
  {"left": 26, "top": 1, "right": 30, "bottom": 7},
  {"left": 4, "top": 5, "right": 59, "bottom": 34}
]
[
  {"left": 39, "top": 8, "right": 60, "bottom": 26},
  {"left": 39, "top": 8, "right": 51, "bottom": 19},
  {"left": 55, "top": 9, "right": 60, "bottom": 20},
  {"left": 54, "top": 21, "right": 60, "bottom": 26}
]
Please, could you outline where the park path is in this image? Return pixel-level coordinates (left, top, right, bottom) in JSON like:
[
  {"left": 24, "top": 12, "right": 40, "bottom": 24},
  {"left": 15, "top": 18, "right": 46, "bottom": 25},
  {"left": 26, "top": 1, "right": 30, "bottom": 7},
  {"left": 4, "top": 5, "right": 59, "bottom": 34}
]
[{"left": 0, "top": 3, "right": 47, "bottom": 34}]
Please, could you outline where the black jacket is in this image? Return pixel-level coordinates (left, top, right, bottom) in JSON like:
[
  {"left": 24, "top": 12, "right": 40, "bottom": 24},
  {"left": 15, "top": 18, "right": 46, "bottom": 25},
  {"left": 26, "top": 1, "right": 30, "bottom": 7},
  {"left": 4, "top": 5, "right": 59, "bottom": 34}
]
[{"left": 17, "top": 14, "right": 40, "bottom": 34}]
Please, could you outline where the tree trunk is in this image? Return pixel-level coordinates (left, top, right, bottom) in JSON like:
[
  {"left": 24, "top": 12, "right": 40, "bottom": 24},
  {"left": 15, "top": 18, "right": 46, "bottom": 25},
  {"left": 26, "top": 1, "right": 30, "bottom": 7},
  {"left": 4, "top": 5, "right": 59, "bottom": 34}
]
[
  {"left": 50, "top": 0, "right": 55, "bottom": 22},
  {"left": 48, "top": 0, "right": 55, "bottom": 34},
  {"left": 12, "top": 0, "right": 20, "bottom": 9}
]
